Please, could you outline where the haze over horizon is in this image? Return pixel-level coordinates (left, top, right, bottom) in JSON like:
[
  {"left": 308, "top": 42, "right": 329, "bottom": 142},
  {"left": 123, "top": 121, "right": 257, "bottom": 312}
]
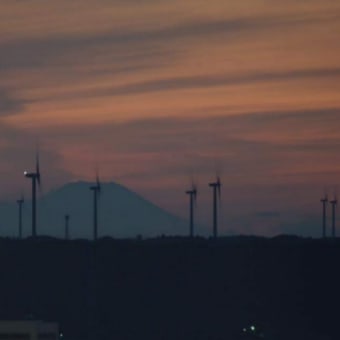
[{"left": 0, "top": 1, "right": 340, "bottom": 236}]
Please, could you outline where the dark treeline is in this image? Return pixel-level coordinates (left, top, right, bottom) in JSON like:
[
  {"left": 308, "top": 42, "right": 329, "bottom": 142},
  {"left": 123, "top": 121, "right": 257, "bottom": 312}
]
[{"left": 0, "top": 236, "right": 339, "bottom": 340}]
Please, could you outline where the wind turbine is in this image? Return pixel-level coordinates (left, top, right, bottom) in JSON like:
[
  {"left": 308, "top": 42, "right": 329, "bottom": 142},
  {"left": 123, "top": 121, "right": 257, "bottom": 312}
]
[
  {"left": 24, "top": 152, "right": 41, "bottom": 238},
  {"left": 65, "top": 214, "right": 70, "bottom": 240},
  {"left": 320, "top": 192, "right": 328, "bottom": 239},
  {"left": 186, "top": 182, "right": 197, "bottom": 238},
  {"left": 209, "top": 176, "right": 221, "bottom": 239},
  {"left": 90, "top": 172, "right": 101, "bottom": 241},
  {"left": 330, "top": 192, "right": 337, "bottom": 238},
  {"left": 16, "top": 195, "right": 24, "bottom": 239}
]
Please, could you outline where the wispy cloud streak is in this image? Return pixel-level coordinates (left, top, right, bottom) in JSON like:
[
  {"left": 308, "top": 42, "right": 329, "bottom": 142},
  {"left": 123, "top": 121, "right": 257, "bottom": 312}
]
[{"left": 0, "top": 1, "right": 339, "bottom": 236}]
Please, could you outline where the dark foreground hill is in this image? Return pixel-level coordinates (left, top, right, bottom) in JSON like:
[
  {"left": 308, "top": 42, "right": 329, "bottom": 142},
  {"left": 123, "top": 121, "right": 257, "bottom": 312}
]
[{"left": 0, "top": 236, "right": 339, "bottom": 340}]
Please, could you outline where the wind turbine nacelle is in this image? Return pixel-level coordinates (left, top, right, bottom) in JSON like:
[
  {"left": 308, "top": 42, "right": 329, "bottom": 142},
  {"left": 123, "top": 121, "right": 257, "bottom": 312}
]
[
  {"left": 209, "top": 182, "right": 221, "bottom": 188},
  {"left": 24, "top": 171, "right": 34, "bottom": 178}
]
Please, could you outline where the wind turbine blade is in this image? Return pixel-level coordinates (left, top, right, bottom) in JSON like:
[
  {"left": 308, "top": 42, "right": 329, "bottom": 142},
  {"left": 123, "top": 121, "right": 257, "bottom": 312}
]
[
  {"left": 95, "top": 168, "right": 101, "bottom": 196},
  {"left": 215, "top": 161, "right": 223, "bottom": 185},
  {"left": 217, "top": 176, "right": 221, "bottom": 201},
  {"left": 95, "top": 169, "right": 99, "bottom": 184},
  {"left": 35, "top": 149, "right": 41, "bottom": 186},
  {"left": 191, "top": 179, "right": 197, "bottom": 205},
  {"left": 334, "top": 187, "right": 337, "bottom": 203},
  {"left": 324, "top": 186, "right": 328, "bottom": 201},
  {"left": 35, "top": 149, "right": 44, "bottom": 197},
  {"left": 36, "top": 154, "right": 39, "bottom": 176}
]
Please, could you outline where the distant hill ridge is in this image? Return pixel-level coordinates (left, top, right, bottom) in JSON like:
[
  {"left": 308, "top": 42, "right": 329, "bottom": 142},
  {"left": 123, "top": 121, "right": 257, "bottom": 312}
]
[{"left": 0, "top": 181, "right": 187, "bottom": 238}]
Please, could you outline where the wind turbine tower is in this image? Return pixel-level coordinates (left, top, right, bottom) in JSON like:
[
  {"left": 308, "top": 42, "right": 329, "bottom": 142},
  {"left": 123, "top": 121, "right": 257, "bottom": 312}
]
[
  {"left": 90, "top": 174, "right": 101, "bottom": 241},
  {"left": 24, "top": 153, "right": 41, "bottom": 238},
  {"left": 65, "top": 214, "right": 70, "bottom": 240},
  {"left": 186, "top": 183, "right": 197, "bottom": 238},
  {"left": 330, "top": 194, "right": 337, "bottom": 238},
  {"left": 320, "top": 194, "right": 328, "bottom": 239},
  {"left": 209, "top": 176, "right": 222, "bottom": 239},
  {"left": 16, "top": 195, "right": 24, "bottom": 239}
]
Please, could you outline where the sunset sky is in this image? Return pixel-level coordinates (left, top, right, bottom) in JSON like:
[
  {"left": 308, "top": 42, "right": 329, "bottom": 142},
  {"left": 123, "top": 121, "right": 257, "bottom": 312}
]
[{"left": 0, "top": 0, "right": 340, "bottom": 237}]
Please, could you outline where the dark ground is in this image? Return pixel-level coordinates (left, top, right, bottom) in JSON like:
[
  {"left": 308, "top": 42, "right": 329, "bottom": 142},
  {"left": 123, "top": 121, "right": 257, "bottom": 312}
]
[{"left": 0, "top": 235, "right": 339, "bottom": 340}]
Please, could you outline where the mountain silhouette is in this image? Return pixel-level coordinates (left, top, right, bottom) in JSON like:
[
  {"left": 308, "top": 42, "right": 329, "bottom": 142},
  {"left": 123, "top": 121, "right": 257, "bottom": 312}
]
[{"left": 0, "top": 181, "right": 187, "bottom": 238}]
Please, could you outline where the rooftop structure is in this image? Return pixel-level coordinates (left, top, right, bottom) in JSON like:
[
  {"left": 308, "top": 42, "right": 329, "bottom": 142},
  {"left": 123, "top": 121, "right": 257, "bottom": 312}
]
[{"left": 0, "top": 320, "right": 59, "bottom": 340}]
